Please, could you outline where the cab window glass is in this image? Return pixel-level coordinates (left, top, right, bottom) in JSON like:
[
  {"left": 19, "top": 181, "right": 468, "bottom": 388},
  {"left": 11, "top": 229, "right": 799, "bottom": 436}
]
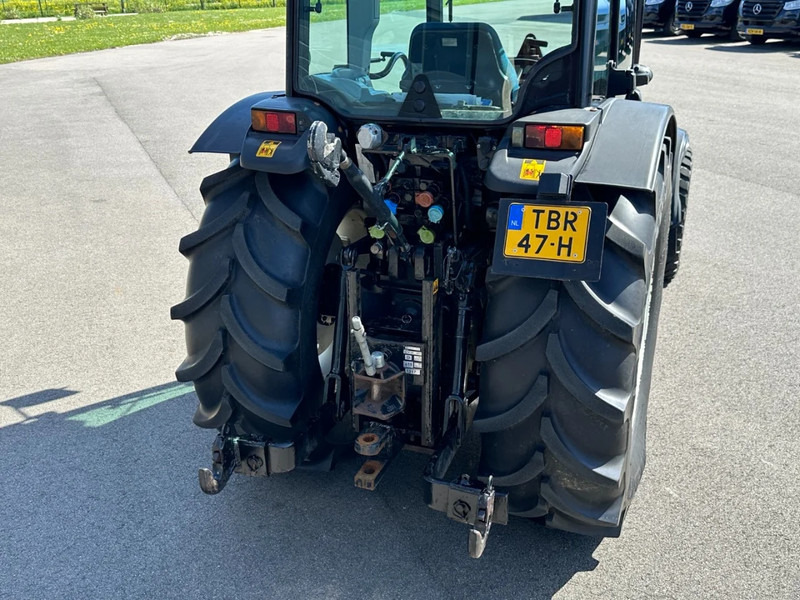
[
  {"left": 298, "top": 0, "right": 577, "bottom": 122},
  {"left": 616, "top": 0, "right": 634, "bottom": 67},
  {"left": 593, "top": 0, "right": 611, "bottom": 96}
]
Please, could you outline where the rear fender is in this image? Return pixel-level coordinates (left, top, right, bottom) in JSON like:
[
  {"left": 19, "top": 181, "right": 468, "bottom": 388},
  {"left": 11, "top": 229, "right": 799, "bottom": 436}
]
[
  {"left": 190, "top": 93, "right": 341, "bottom": 175},
  {"left": 577, "top": 98, "right": 677, "bottom": 195}
]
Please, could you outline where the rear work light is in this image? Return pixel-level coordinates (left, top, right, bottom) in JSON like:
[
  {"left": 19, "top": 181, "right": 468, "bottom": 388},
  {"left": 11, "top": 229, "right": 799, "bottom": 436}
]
[
  {"left": 524, "top": 124, "right": 585, "bottom": 151},
  {"left": 251, "top": 109, "right": 297, "bottom": 135}
]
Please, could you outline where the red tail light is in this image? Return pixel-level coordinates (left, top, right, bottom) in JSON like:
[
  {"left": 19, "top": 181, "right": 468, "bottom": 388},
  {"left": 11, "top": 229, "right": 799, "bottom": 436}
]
[
  {"left": 524, "top": 124, "right": 584, "bottom": 151},
  {"left": 251, "top": 109, "right": 297, "bottom": 135}
]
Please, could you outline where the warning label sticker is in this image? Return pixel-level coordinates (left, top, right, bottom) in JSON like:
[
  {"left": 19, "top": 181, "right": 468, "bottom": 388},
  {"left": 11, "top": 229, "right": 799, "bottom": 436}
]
[
  {"left": 256, "top": 140, "right": 281, "bottom": 158},
  {"left": 519, "top": 159, "right": 546, "bottom": 181}
]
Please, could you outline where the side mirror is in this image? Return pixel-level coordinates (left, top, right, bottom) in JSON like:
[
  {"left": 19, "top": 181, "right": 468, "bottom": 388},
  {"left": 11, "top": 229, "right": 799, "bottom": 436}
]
[{"left": 607, "top": 63, "right": 653, "bottom": 98}]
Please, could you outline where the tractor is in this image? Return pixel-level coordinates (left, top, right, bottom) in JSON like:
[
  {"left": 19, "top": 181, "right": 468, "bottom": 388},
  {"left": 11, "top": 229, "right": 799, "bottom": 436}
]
[{"left": 172, "top": 0, "right": 692, "bottom": 557}]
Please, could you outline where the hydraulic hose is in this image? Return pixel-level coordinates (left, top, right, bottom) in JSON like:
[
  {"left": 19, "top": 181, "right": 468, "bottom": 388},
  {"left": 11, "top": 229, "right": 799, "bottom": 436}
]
[{"left": 340, "top": 152, "right": 411, "bottom": 255}]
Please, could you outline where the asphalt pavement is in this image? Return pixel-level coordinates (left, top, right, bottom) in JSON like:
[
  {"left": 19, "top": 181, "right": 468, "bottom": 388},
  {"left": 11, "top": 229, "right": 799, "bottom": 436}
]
[{"left": 1, "top": 27, "right": 799, "bottom": 599}]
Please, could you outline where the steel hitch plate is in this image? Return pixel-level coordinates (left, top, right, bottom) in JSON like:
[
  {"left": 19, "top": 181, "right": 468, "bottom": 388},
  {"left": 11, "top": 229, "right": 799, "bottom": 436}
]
[
  {"left": 427, "top": 474, "right": 508, "bottom": 558},
  {"left": 198, "top": 433, "right": 297, "bottom": 494}
]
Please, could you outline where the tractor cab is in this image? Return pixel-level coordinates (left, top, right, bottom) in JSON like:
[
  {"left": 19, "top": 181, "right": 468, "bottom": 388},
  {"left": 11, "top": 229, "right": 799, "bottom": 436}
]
[{"left": 291, "top": 0, "right": 641, "bottom": 124}]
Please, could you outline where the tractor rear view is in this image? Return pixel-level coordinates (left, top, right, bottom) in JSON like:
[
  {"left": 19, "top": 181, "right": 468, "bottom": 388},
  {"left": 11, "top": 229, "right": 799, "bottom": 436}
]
[{"left": 172, "top": 0, "right": 692, "bottom": 557}]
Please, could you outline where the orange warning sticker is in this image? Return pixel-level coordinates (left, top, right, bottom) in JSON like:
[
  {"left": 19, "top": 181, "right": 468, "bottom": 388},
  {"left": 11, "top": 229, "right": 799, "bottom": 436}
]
[{"left": 519, "top": 159, "right": 546, "bottom": 181}]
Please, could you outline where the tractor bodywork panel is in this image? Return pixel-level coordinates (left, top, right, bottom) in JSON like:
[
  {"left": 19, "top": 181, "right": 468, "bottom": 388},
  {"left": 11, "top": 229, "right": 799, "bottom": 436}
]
[{"left": 576, "top": 98, "right": 675, "bottom": 192}]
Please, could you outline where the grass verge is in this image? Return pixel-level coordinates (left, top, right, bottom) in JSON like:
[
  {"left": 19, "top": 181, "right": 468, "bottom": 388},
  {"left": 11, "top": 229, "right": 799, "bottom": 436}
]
[
  {"left": 0, "top": 0, "right": 503, "bottom": 64},
  {"left": 0, "top": 8, "right": 285, "bottom": 64}
]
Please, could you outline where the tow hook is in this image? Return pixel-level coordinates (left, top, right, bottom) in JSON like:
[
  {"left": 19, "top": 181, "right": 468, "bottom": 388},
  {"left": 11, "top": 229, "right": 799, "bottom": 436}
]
[
  {"left": 198, "top": 433, "right": 235, "bottom": 494},
  {"left": 468, "top": 476, "right": 497, "bottom": 559}
]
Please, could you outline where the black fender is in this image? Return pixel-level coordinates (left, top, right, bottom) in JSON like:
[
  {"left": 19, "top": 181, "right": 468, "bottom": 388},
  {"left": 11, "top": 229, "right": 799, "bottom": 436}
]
[
  {"left": 190, "top": 92, "right": 280, "bottom": 155},
  {"left": 190, "top": 92, "right": 342, "bottom": 175},
  {"left": 485, "top": 99, "right": 676, "bottom": 198},
  {"left": 576, "top": 97, "right": 677, "bottom": 193}
]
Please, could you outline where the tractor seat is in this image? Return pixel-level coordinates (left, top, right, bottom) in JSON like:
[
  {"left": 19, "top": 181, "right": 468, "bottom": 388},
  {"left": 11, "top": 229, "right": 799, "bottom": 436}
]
[{"left": 400, "top": 22, "right": 518, "bottom": 110}]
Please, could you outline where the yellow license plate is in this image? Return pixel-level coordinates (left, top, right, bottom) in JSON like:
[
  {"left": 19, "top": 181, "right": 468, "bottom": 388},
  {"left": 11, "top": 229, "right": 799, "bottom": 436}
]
[
  {"left": 503, "top": 203, "right": 591, "bottom": 263},
  {"left": 746, "top": 28, "right": 764, "bottom": 35},
  {"left": 681, "top": 24, "right": 695, "bottom": 30}
]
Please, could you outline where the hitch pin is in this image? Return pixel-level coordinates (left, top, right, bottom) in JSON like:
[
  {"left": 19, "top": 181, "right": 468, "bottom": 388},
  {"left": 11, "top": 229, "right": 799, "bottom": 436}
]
[{"left": 351, "top": 316, "right": 376, "bottom": 376}]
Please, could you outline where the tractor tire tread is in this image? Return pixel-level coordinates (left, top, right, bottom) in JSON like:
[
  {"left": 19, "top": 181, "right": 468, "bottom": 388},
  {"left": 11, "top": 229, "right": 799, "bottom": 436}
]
[
  {"left": 175, "top": 330, "right": 225, "bottom": 382},
  {"left": 232, "top": 223, "right": 297, "bottom": 303},
  {"left": 219, "top": 294, "right": 291, "bottom": 372},
  {"left": 178, "top": 191, "right": 249, "bottom": 255},
  {"left": 488, "top": 451, "right": 545, "bottom": 487},
  {"left": 170, "top": 260, "right": 231, "bottom": 320},
  {"left": 541, "top": 417, "right": 624, "bottom": 487},
  {"left": 222, "top": 365, "right": 301, "bottom": 428},
  {"left": 545, "top": 333, "right": 631, "bottom": 423},
  {"left": 475, "top": 290, "right": 557, "bottom": 362},
  {"left": 472, "top": 374, "right": 547, "bottom": 433},
  {"left": 540, "top": 481, "right": 624, "bottom": 526},
  {"left": 256, "top": 174, "right": 306, "bottom": 234}
]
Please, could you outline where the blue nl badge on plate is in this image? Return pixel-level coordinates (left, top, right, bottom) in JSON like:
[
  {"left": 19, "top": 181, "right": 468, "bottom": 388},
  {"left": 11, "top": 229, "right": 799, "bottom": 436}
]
[{"left": 507, "top": 203, "right": 523, "bottom": 230}]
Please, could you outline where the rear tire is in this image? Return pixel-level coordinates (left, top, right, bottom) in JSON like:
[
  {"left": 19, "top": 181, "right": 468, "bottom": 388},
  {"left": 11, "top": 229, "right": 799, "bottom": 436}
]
[
  {"left": 171, "top": 163, "right": 351, "bottom": 441},
  {"left": 664, "top": 147, "right": 692, "bottom": 286},
  {"left": 475, "top": 155, "right": 671, "bottom": 535}
]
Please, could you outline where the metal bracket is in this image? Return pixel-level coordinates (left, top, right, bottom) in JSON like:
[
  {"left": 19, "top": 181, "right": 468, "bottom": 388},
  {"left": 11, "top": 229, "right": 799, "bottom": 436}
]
[
  {"left": 423, "top": 399, "right": 506, "bottom": 558},
  {"left": 198, "top": 433, "right": 297, "bottom": 494},
  {"left": 427, "top": 474, "right": 507, "bottom": 558}
]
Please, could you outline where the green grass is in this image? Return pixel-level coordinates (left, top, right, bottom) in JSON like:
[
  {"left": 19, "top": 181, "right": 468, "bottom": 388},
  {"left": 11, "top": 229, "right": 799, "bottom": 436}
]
[
  {"left": 0, "top": 0, "right": 499, "bottom": 64},
  {"left": 3, "top": 0, "right": 284, "bottom": 20},
  {"left": 0, "top": 8, "right": 286, "bottom": 63}
]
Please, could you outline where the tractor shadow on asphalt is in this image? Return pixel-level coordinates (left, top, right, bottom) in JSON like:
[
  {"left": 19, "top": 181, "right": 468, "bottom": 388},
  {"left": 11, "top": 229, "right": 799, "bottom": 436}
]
[{"left": 1, "top": 384, "right": 600, "bottom": 598}]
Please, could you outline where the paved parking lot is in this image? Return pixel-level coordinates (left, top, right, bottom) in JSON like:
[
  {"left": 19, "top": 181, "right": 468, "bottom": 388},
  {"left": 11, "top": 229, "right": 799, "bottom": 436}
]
[{"left": 1, "top": 28, "right": 798, "bottom": 599}]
